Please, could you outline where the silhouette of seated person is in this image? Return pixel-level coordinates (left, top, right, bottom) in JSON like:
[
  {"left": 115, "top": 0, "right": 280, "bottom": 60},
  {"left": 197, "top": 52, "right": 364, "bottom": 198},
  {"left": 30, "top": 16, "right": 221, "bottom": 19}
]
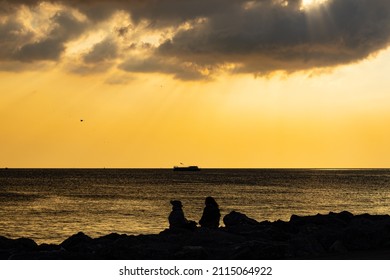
[
  {"left": 199, "top": 196, "right": 221, "bottom": 229},
  {"left": 168, "top": 200, "right": 197, "bottom": 231}
]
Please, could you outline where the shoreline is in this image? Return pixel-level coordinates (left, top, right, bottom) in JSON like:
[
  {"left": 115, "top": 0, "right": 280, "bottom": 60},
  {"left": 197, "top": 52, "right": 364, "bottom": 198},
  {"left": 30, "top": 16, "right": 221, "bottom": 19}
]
[{"left": 2, "top": 211, "right": 390, "bottom": 260}]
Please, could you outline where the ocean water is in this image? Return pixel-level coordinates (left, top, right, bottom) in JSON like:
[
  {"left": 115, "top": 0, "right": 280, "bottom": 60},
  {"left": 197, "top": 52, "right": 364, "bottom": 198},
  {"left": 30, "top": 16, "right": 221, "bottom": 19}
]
[{"left": 1, "top": 168, "right": 390, "bottom": 244}]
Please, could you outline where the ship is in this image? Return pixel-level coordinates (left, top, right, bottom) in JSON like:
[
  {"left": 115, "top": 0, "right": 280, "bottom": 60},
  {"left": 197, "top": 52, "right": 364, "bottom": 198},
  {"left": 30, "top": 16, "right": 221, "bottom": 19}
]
[{"left": 173, "top": 165, "right": 200, "bottom": 171}]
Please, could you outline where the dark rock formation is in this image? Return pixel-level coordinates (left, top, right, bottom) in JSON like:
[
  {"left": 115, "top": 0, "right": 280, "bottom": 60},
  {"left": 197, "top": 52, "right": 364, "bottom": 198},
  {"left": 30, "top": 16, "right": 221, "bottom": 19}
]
[{"left": 2, "top": 211, "right": 390, "bottom": 259}]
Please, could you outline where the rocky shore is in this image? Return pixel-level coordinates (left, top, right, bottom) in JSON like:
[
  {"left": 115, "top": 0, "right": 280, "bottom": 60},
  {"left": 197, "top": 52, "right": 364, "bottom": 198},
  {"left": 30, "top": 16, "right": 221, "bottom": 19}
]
[{"left": 2, "top": 211, "right": 390, "bottom": 259}]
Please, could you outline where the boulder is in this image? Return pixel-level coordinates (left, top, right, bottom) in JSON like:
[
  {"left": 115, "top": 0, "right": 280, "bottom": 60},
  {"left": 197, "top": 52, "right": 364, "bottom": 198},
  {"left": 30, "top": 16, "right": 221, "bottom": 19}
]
[
  {"left": 223, "top": 211, "right": 259, "bottom": 227},
  {"left": 2, "top": 211, "right": 390, "bottom": 259},
  {"left": 231, "top": 240, "right": 288, "bottom": 259},
  {"left": 60, "top": 232, "right": 92, "bottom": 250},
  {"left": 329, "top": 240, "right": 348, "bottom": 254}
]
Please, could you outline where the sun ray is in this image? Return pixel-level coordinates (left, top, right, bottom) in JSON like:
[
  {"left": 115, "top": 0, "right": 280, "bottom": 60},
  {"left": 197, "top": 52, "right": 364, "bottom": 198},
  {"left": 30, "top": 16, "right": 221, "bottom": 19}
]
[{"left": 301, "top": 0, "right": 329, "bottom": 10}]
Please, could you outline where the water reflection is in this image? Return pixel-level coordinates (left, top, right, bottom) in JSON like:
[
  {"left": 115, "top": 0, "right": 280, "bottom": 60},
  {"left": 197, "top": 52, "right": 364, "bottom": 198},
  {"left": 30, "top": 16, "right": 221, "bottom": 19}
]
[{"left": 1, "top": 169, "right": 390, "bottom": 244}]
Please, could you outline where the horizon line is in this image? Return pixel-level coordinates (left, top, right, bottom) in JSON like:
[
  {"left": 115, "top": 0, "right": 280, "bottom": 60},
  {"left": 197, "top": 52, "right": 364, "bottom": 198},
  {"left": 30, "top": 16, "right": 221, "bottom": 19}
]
[{"left": 2, "top": 167, "right": 390, "bottom": 170}]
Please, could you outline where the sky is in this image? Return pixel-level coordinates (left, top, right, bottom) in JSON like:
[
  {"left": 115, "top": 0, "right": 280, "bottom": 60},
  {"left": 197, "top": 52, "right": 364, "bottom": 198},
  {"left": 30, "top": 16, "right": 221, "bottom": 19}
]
[{"left": 1, "top": 0, "right": 390, "bottom": 168}]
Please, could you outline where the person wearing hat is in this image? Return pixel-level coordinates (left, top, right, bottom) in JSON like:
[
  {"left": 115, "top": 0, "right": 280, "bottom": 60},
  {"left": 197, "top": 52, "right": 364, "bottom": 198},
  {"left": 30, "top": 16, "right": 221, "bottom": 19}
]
[{"left": 168, "top": 200, "right": 197, "bottom": 230}]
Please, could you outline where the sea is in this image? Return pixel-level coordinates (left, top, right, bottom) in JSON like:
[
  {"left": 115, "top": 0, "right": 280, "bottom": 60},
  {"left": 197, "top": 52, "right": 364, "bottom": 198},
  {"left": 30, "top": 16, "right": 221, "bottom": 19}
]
[{"left": 1, "top": 168, "right": 390, "bottom": 244}]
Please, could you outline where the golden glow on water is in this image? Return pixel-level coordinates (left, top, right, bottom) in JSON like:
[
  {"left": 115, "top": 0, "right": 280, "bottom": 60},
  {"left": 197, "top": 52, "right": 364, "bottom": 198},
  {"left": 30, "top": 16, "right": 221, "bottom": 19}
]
[{"left": 1, "top": 169, "right": 390, "bottom": 244}]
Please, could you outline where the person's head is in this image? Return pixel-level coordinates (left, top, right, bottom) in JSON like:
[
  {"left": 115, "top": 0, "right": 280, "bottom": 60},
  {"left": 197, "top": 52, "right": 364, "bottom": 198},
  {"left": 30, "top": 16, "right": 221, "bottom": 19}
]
[
  {"left": 205, "top": 196, "right": 218, "bottom": 207},
  {"left": 170, "top": 200, "right": 183, "bottom": 208}
]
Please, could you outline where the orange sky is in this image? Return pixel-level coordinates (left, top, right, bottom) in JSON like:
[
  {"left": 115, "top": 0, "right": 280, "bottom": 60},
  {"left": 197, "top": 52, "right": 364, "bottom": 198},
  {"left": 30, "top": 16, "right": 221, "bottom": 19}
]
[{"left": 2, "top": 0, "right": 390, "bottom": 168}]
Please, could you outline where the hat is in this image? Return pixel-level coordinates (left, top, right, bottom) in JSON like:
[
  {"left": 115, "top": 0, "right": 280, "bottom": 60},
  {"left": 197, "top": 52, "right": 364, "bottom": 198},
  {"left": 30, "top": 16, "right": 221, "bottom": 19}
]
[{"left": 170, "top": 200, "right": 183, "bottom": 207}]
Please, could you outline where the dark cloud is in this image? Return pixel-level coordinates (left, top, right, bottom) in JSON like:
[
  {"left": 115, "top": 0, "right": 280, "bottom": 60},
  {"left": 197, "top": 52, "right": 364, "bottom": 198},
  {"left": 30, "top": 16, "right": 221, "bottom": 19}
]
[
  {"left": 0, "top": 18, "right": 34, "bottom": 60},
  {"left": 2, "top": 0, "right": 246, "bottom": 24},
  {"left": 0, "top": 1, "right": 15, "bottom": 14},
  {"left": 156, "top": 0, "right": 390, "bottom": 75},
  {"left": 2, "top": 0, "right": 390, "bottom": 79},
  {"left": 83, "top": 38, "right": 119, "bottom": 64},
  {"left": 13, "top": 11, "right": 88, "bottom": 62},
  {"left": 15, "top": 38, "right": 65, "bottom": 61}
]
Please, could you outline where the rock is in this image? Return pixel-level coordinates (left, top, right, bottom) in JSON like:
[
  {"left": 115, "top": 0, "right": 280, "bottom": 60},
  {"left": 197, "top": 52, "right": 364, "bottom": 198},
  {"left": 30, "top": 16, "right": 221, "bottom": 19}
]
[
  {"left": 288, "top": 231, "right": 326, "bottom": 258},
  {"left": 14, "top": 238, "right": 38, "bottom": 250},
  {"left": 331, "top": 211, "right": 354, "bottom": 222},
  {"left": 191, "top": 227, "right": 246, "bottom": 245},
  {"left": 290, "top": 213, "right": 347, "bottom": 228},
  {"left": 38, "top": 243, "right": 63, "bottom": 251},
  {"left": 0, "top": 236, "right": 37, "bottom": 251},
  {"left": 2, "top": 211, "right": 390, "bottom": 259},
  {"left": 342, "top": 217, "right": 390, "bottom": 251},
  {"left": 223, "top": 211, "right": 259, "bottom": 227},
  {"left": 231, "top": 241, "right": 288, "bottom": 259},
  {"left": 96, "top": 236, "right": 141, "bottom": 259},
  {"left": 329, "top": 240, "right": 348, "bottom": 254},
  {"left": 60, "top": 232, "right": 92, "bottom": 250},
  {"left": 59, "top": 232, "right": 95, "bottom": 258},
  {"left": 0, "top": 236, "right": 38, "bottom": 259}
]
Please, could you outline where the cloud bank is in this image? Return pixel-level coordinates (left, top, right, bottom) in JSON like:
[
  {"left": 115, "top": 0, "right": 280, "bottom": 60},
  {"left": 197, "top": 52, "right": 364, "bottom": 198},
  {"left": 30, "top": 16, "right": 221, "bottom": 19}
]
[{"left": 1, "top": 0, "right": 390, "bottom": 80}]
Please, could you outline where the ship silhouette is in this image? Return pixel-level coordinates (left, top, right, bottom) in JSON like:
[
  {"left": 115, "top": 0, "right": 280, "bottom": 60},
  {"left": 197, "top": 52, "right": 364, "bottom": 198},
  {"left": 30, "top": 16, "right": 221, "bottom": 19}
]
[{"left": 173, "top": 164, "right": 200, "bottom": 171}]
